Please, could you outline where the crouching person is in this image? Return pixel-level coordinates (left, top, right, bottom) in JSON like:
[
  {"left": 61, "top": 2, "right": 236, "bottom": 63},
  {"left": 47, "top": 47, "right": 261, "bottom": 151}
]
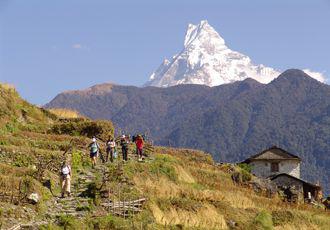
[{"left": 60, "top": 161, "right": 72, "bottom": 198}]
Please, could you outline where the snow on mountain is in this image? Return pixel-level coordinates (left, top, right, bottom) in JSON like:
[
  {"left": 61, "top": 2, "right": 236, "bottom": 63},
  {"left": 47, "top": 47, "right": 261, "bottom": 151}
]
[{"left": 145, "top": 20, "right": 326, "bottom": 87}]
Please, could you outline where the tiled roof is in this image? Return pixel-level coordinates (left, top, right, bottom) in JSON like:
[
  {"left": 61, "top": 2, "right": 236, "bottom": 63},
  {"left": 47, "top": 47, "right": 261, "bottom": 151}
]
[{"left": 243, "top": 146, "right": 301, "bottom": 163}]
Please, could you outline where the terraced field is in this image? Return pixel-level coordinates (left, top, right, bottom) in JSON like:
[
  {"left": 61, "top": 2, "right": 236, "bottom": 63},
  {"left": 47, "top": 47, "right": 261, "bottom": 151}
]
[{"left": 0, "top": 84, "right": 329, "bottom": 229}]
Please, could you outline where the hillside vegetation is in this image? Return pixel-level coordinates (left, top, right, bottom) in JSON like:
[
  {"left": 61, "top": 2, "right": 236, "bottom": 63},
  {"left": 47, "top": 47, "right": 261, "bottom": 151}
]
[
  {"left": 0, "top": 83, "right": 329, "bottom": 229},
  {"left": 45, "top": 69, "right": 330, "bottom": 194},
  {"left": 48, "top": 108, "right": 83, "bottom": 119}
]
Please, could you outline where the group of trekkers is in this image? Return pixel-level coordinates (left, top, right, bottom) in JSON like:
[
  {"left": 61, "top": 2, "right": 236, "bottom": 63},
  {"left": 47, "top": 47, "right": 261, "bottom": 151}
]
[
  {"left": 59, "top": 134, "right": 145, "bottom": 198},
  {"left": 89, "top": 134, "right": 145, "bottom": 165}
]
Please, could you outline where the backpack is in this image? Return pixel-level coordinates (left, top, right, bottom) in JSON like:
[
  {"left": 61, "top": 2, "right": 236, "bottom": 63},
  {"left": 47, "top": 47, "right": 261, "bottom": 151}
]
[
  {"left": 90, "top": 142, "right": 98, "bottom": 153},
  {"left": 61, "top": 166, "right": 70, "bottom": 175}
]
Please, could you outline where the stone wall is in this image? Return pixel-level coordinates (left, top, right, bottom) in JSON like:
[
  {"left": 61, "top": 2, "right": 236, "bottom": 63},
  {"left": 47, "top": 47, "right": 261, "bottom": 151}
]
[
  {"left": 271, "top": 175, "right": 303, "bottom": 190},
  {"left": 272, "top": 175, "right": 304, "bottom": 201},
  {"left": 250, "top": 160, "right": 300, "bottom": 178}
]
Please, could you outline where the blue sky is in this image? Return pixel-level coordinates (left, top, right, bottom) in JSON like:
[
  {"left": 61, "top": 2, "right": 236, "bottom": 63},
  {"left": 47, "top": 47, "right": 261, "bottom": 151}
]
[{"left": 0, "top": 0, "right": 329, "bottom": 104}]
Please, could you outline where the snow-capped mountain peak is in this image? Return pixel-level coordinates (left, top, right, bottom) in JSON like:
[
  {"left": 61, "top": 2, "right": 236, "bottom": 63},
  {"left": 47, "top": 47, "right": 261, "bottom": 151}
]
[
  {"left": 145, "top": 20, "right": 326, "bottom": 87},
  {"left": 184, "top": 20, "right": 225, "bottom": 48},
  {"left": 145, "top": 20, "right": 280, "bottom": 87}
]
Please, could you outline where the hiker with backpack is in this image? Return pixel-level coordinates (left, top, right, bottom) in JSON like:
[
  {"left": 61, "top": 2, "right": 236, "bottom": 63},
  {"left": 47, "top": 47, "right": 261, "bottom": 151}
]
[
  {"left": 89, "top": 137, "right": 100, "bottom": 167},
  {"left": 132, "top": 135, "right": 138, "bottom": 155},
  {"left": 135, "top": 134, "right": 144, "bottom": 161},
  {"left": 120, "top": 135, "right": 129, "bottom": 161},
  {"left": 106, "top": 137, "right": 117, "bottom": 162},
  {"left": 60, "top": 161, "right": 72, "bottom": 198}
]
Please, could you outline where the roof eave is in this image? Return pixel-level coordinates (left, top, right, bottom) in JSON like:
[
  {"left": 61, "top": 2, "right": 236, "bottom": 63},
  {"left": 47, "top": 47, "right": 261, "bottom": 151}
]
[
  {"left": 271, "top": 173, "right": 322, "bottom": 189},
  {"left": 247, "top": 158, "right": 301, "bottom": 162}
]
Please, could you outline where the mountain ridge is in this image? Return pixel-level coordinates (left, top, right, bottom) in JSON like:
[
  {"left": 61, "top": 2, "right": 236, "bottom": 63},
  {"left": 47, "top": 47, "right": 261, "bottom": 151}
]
[{"left": 45, "top": 69, "right": 330, "bottom": 193}]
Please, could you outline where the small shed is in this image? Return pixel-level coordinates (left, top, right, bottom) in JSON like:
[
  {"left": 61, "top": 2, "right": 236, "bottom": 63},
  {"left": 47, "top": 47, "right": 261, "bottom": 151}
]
[
  {"left": 271, "top": 173, "right": 322, "bottom": 202},
  {"left": 243, "top": 146, "right": 301, "bottom": 178}
]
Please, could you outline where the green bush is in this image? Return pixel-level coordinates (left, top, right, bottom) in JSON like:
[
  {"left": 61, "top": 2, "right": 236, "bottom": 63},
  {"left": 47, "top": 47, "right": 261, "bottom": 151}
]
[
  {"left": 254, "top": 211, "right": 274, "bottom": 230},
  {"left": 12, "top": 154, "right": 34, "bottom": 167},
  {"left": 87, "top": 214, "right": 136, "bottom": 229},
  {"left": 5, "top": 121, "right": 19, "bottom": 133},
  {"left": 0, "top": 140, "right": 7, "bottom": 145},
  {"left": 241, "top": 169, "right": 252, "bottom": 182},
  {"left": 190, "top": 183, "right": 205, "bottom": 190},
  {"left": 57, "top": 214, "right": 79, "bottom": 229},
  {"left": 51, "top": 119, "right": 114, "bottom": 141},
  {"left": 71, "top": 151, "right": 83, "bottom": 172},
  {"left": 238, "top": 163, "right": 252, "bottom": 173},
  {"left": 149, "top": 155, "right": 177, "bottom": 181},
  {"left": 39, "top": 223, "right": 62, "bottom": 230},
  {"left": 123, "top": 160, "right": 146, "bottom": 179},
  {"left": 76, "top": 205, "right": 92, "bottom": 212}
]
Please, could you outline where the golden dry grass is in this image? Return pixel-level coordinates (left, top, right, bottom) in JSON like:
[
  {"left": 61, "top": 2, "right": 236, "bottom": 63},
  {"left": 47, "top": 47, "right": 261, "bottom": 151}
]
[
  {"left": 222, "top": 190, "right": 256, "bottom": 209},
  {"left": 150, "top": 202, "right": 228, "bottom": 229},
  {"left": 174, "top": 165, "right": 195, "bottom": 184},
  {"left": 274, "top": 224, "right": 319, "bottom": 230},
  {"left": 0, "top": 163, "right": 33, "bottom": 177},
  {"left": 48, "top": 108, "right": 83, "bottom": 119},
  {"left": 134, "top": 176, "right": 182, "bottom": 198},
  {"left": 130, "top": 148, "right": 330, "bottom": 229},
  {"left": 0, "top": 83, "right": 16, "bottom": 91}
]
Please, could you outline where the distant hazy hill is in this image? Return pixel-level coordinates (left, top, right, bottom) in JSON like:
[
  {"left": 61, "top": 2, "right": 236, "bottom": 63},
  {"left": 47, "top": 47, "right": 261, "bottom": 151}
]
[{"left": 46, "top": 69, "right": 330, "bottom": 193}]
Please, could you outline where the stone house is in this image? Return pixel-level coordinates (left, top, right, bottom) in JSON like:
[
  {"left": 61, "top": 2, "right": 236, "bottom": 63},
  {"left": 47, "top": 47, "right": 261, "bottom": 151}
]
[
  {"left": 243, "top": 146, "right": 322, "bottom": 202},
  {"left": 242, "top": 146, "right": 301, "bottom": 178},
  {"left": 270, "top": 173, "right": 322, "bottom": 202}
]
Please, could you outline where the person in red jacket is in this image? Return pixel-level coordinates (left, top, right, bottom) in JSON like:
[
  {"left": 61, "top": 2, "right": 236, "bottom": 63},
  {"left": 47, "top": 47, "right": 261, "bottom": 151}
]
[{"left": 135, "top": 135, "right": 144, "bottom": 161}]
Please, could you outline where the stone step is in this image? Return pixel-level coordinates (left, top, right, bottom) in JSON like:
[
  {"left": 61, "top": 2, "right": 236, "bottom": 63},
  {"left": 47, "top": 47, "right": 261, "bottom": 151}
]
[
  {"left": 62, "top": 208, "right": 79, "bottom": 212},
  {"left": 78, "top": 176, "right": 95, "bottom": 180},
  {"left": 76, "top": 188, "right": 92, "bottom": 192},
  {"left": 77, "top": 181, "right": 94, "bottom": 185},
  {"left": 76, "top": 183, "right": 94, "bottom": 187},
  {"left": 59, "top": 204, "right": 79, "bottom": 208},
  {"left": 77, "top": 175, "right": 96, "bottom": 180},
  {"left": 77, "top": 177, "right": 94, "bottom": 180},
  {"left": 59, "top": 202, "right": 89, "bottom": 208},
  {"left": 76, "top": 198, "right": 91, "bottom": 202},
  {"left": 76, "top": 184, "right": 93, "bottom": 189},
  {"left": 76, "top": 182, "right": 93, "bottom": 186},
  {"left": 76, "top": 184, "right": 90, "bottom": 187},
  {"left": 58, "top": 199, "right": 88, "bottom": 204},
  {"left": 44, "top": 168, "right": 107, "bottom": 220},
  {"left": 56, "top": 199, "right": 75, "bottom": 204},
  {"left": 53, "top": 212, "right": 83, "bottom": 218}
]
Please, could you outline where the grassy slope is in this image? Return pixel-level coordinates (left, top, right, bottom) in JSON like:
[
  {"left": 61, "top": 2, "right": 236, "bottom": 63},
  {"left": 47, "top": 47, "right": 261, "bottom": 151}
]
[
  {"left": 120, "top": 147, "right": 330, "bottom": 229},
  {"left": 0, "top": 84, "right": 329, "bottom": 229},
  {"left": 52, "top": 147, "right": 329, "bottom": 229},
  {"left": 0, "top": 84, "right": 113, "bottom": 228},
  {"left": 48, "top": 108, "right": 83, "bottom": 119}
]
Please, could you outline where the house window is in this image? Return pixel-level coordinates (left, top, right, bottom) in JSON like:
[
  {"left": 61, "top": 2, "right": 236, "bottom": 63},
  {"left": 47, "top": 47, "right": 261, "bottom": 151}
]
[{"left": 271, "top": 162, "right": 279, "bottom": 172}]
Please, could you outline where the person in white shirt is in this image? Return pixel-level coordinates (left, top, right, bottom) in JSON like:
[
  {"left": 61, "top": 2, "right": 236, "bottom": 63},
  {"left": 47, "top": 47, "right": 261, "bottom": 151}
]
[
  {"left": 106, "top": 137, "right": 117, "bottom": 162},
  {"left": 60, "top": 161, "right": 72, "bottom": 198}
]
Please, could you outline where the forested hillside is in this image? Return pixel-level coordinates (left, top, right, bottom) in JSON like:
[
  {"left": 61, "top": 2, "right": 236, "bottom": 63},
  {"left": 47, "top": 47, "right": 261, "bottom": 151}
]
[{"left": 46, "top": 69, "right": 330, "bottom": 193}]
